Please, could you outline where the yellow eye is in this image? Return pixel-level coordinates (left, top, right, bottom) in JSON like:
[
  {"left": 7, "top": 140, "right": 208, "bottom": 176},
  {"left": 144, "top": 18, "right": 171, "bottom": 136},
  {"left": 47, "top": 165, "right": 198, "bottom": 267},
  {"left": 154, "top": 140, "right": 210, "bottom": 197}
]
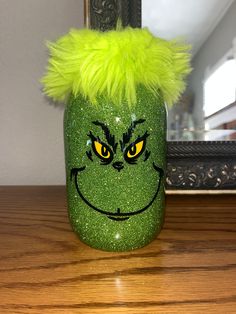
[
  {"left": 94, "top": 141, "right": 111, "bottom": 159},
  {"left": 127, "top": 140, "right": 144, "bottom": 159}
]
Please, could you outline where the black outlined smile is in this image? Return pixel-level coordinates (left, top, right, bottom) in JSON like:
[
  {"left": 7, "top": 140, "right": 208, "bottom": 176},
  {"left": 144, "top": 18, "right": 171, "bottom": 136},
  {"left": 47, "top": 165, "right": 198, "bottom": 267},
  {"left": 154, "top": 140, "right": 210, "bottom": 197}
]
[{"left": 70, "top": 163, "right": 163, "bottom": 221}]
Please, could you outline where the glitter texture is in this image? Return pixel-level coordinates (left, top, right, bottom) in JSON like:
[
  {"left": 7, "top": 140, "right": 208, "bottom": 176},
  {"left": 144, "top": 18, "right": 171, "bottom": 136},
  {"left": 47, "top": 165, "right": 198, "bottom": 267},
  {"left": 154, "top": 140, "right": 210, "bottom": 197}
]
[{"left": 64, "top": 86, "right": 166, "bottom": 251}]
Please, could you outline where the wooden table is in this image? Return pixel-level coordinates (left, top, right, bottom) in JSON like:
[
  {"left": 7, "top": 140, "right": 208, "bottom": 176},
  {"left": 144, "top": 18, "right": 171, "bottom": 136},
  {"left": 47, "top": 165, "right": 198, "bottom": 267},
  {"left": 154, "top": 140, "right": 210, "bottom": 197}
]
[{"left": 0, "top": 186, "right": 236, "bottom": 313}]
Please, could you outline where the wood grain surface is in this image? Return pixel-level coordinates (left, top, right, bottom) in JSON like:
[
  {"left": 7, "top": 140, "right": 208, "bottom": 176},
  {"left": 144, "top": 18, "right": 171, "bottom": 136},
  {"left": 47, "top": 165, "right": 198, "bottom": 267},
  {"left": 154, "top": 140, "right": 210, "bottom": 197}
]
[{"left": 0, "top": 186, "right": 236, "bottom": 314}]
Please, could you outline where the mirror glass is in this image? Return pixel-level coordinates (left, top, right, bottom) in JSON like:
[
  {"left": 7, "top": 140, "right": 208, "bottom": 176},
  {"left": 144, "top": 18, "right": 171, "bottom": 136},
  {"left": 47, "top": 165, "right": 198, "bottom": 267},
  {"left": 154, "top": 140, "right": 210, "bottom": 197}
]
[{"left": 143, "top": 0, "right": 236, "bottom": 141}]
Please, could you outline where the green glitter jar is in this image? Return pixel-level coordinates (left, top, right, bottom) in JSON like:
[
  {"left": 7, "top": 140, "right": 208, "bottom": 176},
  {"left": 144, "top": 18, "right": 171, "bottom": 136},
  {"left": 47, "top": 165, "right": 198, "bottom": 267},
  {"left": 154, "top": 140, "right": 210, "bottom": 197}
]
[
  {"left": 41, "top": 27, "right": 191, "bottom": 251},
  {"left": 64, "top": 87, "right": 166, "bottom": 251}
]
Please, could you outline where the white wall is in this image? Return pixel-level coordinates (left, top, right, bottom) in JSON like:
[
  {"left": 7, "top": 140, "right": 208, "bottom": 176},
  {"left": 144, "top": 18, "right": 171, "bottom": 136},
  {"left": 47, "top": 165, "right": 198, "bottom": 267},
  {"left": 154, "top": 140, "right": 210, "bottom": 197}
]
[
  {"left": 0, "top": 0, "right": 84, "bottom": 185},
  {"left": 188, "top": 0, "right": 236, "bottom": 129}
]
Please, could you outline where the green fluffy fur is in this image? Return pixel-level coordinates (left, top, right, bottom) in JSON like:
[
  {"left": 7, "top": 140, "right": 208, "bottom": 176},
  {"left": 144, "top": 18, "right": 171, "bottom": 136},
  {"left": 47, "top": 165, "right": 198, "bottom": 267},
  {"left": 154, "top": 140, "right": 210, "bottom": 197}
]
[{"left": 41, "top": 27, "right": 191, "bottom": 106}]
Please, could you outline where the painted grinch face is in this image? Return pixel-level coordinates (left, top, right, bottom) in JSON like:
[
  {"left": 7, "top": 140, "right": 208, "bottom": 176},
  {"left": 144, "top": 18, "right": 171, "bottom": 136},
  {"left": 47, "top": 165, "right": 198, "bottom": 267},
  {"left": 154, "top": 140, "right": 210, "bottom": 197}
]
[
  {"left": 64, "top": 88, "right": 166, "bottom": 251},
  {"left": 70, "top": 118, "right": 163, "bottom": 221}
]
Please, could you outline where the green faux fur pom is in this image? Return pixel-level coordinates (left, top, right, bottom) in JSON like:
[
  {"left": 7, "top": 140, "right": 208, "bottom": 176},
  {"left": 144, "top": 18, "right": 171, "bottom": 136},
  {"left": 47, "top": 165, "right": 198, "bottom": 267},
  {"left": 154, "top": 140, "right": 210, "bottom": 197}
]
[{"left": 41, "top": 27, "right": 191, "bottom": 107}]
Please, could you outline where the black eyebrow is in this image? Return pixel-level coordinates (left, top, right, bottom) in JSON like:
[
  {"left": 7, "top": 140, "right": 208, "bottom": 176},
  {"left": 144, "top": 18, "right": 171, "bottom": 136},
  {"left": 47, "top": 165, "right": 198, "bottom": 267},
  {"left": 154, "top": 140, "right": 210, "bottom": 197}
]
[
  {"left": 92, "top": 121, "right": 118, "bottom": 152},
  {"left": 120, "top": 119, "right": 146, "bottom": 151}
]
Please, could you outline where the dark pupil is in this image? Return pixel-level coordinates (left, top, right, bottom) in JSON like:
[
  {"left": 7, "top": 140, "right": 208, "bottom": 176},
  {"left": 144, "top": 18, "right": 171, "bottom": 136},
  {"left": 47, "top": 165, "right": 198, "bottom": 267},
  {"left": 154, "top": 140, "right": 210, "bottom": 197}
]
[
  {"left": 101, "top": 145, "right": 108, "bottom": 157},
  {"left": 129, "top": 144, "right": 136, "bottom": 156}
]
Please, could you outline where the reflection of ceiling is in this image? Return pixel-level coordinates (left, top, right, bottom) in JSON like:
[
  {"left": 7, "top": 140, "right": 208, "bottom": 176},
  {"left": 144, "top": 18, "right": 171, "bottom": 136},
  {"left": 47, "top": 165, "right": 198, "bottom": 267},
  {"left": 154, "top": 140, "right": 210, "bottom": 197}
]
[{"left": 142, "top": 0, "right": 234, "bottom": 56}]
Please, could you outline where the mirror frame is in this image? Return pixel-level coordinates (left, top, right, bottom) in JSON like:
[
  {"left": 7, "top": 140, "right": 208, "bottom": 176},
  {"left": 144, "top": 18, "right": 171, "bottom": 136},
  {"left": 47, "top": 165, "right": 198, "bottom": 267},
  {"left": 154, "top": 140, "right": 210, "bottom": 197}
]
[{"left": 84, "top": 0, "right": 236, "bottom": 190}]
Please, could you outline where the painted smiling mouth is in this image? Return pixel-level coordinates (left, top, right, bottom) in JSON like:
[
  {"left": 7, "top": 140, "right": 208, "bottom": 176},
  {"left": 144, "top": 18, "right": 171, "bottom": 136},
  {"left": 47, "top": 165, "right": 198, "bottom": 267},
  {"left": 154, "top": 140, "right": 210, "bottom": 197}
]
[{"left": 70, "top": 163, "right": 163, "bottom": 221}]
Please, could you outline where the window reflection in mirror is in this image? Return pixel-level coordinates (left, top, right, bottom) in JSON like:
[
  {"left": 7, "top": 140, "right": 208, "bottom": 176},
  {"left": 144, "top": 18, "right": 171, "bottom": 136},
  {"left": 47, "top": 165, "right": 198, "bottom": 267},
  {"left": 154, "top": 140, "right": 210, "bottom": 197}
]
[{"left": 143, "top": 0, "right": 236, "bottom": 141}]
